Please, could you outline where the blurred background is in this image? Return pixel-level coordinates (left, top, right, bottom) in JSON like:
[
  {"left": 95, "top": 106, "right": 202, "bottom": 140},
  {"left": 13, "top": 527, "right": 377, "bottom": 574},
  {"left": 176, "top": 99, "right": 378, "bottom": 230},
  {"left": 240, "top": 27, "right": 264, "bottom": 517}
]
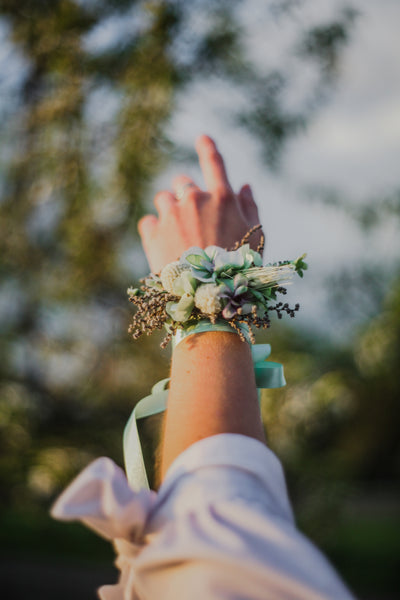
[{"left": 0, "top": 0, "right": 399, "bottom": 598}]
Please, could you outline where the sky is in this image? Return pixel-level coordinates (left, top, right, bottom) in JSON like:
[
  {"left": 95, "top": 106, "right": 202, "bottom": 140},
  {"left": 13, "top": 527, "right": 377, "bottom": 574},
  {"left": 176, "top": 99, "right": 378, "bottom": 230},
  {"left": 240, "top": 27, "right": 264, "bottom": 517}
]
[{"left": 151, "top": 0, "right": 400, "bottom": 340}]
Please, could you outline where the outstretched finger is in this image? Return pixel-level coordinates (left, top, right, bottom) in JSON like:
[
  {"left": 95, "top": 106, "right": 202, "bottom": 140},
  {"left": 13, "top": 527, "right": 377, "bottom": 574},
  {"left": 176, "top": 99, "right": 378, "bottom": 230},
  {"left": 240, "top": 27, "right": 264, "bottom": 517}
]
[
  {"left": 137, "top": 214, "right": 159, "bottom": 272},
  {"left": 154, "top": 190, "right": 176, "bottom": 220},
  {"left": 196, "top": 135, "right": 232, "bottom": 193},
  {"left": 138, "top": 214, "right": 157, "bottom": 240}
]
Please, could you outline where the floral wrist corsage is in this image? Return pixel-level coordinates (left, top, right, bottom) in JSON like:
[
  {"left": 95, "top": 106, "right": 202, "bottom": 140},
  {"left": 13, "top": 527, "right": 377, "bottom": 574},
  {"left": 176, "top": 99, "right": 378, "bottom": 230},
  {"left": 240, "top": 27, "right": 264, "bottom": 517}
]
[{"left": 128, "top": 225, "right": 307, "bottom": 347}]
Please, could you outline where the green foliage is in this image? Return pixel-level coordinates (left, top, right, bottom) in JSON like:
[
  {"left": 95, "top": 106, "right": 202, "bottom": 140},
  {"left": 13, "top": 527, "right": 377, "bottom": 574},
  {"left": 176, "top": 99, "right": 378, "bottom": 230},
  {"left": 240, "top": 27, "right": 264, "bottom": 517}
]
[
  {"left": 263, "top": 274, "right": 400, "bottom": 482},
  {"left": 1, "top": 2, "right": 399, "bottom": 594},
  {"left": 0, "top": 0, "right": 357, "bottom": 509},
  {"left": 293, "top": 253, "right": 308, "bottom": 278},
  {"left": 299, "top": 7, "right": 358, "bottom": 74}
]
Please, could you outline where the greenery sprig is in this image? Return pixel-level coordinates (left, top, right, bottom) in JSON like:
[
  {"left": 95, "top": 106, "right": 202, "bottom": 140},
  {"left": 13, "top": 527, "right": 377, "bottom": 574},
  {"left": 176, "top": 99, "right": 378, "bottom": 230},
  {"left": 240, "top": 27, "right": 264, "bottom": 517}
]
[{"left": 128, "top": 226, "right": 307, "bottom": 348}]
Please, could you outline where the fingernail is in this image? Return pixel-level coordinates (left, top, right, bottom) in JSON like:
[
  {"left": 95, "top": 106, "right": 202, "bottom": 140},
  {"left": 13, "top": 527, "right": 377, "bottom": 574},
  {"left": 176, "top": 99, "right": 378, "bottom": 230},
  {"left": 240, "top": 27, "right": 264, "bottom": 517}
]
[{"left": 202, "top": 134, "right": 216, "bottom": 147}]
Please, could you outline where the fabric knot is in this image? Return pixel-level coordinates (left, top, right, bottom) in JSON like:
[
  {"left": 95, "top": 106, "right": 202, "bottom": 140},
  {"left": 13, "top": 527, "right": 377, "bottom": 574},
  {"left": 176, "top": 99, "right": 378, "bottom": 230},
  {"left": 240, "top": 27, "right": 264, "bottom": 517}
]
[{"left": 51, "top": 456, "right": 157, "bottom": 543}]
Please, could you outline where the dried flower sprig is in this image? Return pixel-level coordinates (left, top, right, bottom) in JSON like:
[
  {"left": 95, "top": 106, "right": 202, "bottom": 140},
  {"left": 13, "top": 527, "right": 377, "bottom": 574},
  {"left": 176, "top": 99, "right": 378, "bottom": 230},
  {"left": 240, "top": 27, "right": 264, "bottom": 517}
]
[{"left": 128, "top": 226, "right": 307, "bottom": 347}]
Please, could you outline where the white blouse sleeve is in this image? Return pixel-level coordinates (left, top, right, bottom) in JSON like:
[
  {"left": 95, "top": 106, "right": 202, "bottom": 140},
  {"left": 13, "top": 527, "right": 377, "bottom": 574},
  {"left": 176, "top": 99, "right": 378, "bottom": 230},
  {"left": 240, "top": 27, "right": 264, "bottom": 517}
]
[{"left": 51, "top": 434, "right": 355, "bottom": 600}]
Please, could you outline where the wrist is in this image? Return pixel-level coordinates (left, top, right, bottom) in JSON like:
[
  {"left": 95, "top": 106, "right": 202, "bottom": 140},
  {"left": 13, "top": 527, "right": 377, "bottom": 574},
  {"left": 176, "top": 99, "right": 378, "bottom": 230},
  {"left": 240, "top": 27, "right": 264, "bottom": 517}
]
[
  {"left": 171, "top": 330, "right": 256, "bottom": 394},
  {"left": 171, "top": 319, "right": 251, "bottom": 350}
]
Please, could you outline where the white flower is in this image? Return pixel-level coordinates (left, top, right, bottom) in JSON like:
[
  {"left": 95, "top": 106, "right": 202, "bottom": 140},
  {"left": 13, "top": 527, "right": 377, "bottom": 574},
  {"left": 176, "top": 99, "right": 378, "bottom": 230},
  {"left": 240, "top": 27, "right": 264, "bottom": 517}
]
[
  {"left": 160, "top": 262, "right": 191, "bottom": 293},
  {"left": 172, "top": 269, "right": 197, "bottom": 296},
  {"left": 194, "top": 284, "right": 223, "bottom": 315},
  {"left": 166, "top": 293, "right": 194, "bottom": 322}
]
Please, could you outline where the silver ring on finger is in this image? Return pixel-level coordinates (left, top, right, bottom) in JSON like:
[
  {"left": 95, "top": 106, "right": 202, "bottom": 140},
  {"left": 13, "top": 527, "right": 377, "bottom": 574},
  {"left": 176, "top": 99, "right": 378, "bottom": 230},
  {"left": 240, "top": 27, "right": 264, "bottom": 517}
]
[{"left": 175, "top": 182, "right": 197, "bottom": 201}]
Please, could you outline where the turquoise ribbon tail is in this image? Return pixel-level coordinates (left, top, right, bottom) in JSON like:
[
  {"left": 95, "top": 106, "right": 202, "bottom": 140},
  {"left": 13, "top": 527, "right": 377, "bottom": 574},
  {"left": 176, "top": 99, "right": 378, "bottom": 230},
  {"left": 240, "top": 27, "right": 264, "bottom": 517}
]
[{"left": 123, "top": 344, "right": 285, "bottom": 491}]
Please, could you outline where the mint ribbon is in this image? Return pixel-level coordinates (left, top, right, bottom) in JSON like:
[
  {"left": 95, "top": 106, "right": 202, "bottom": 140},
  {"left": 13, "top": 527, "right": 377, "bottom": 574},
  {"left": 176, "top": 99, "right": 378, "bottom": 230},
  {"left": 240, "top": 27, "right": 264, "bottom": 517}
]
[{"left": 123, "top": 343, "right": 285, "bottom": 490}]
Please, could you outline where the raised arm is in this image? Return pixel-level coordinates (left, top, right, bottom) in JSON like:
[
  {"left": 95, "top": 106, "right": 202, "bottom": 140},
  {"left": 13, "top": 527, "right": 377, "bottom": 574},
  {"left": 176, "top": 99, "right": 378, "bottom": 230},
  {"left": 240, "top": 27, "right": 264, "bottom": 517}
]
[
  {"left": 138, "top": 135, "right": 266, "bottom": 479},
  {"left": 53, "top": 135, "right": 355, "bottom": 600}
]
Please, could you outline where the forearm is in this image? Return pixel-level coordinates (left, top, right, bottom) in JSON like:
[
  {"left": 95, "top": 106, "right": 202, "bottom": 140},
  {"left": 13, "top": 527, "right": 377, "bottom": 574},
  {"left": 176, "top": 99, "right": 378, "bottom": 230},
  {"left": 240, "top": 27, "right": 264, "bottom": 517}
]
[
  {"left": 161, "top": 331, "right": 266, "bottom": 479},
  {"left": 137, "top": 135, "right": 266, "bottom": 480}
]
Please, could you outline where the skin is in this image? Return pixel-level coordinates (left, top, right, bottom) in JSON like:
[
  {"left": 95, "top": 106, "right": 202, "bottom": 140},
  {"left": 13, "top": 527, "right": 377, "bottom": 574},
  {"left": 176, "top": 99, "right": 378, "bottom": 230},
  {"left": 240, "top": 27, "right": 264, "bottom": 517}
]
[
  {"left": 138, "top": 135, "right": 262, "bottom": 273},
  {"left": 138, "top": 135, "right": 266, "bottom": 481}
]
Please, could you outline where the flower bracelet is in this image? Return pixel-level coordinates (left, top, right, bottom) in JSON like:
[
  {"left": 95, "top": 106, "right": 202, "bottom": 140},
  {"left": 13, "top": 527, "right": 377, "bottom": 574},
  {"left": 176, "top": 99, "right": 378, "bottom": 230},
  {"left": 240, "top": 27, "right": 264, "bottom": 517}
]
[
  {"left": 127, "top": 225, "right": 307, "bottom": 348},
  {"left": 124, "top": 226, "right": 307, "bottom": 489}
]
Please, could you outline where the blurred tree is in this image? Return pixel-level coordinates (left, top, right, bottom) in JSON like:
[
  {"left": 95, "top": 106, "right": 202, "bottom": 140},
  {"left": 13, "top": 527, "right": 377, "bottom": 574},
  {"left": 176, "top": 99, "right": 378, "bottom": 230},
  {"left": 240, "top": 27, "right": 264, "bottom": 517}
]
[
  {"left": 260, "top": 269, "right": 400, "bottom": 594},
  {"left": 2, "top": 3, "right": 400, "bottom": 595},
  {"left": 0, "top": 0, "right": 356, "bottom": 509},
  {"left": 260, "top": 183, "right": 400, "bottom": 556}
]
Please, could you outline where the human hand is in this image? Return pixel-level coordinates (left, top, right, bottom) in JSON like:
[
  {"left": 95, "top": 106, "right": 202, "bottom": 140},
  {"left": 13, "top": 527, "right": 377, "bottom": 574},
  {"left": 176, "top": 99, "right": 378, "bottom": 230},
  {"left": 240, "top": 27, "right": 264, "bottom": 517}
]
[{"left": 138, "top": 135, "right": 262, "bottom": 273}]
